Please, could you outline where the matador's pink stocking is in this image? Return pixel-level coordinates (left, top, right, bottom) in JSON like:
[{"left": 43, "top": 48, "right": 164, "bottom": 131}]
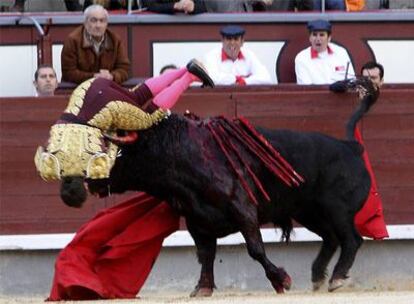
[
  {"left": 152, "top": 72, "right": 199, "bottom": 110},
  {"left": 144, "top": 68, "right": 187, "bottom": 96}
]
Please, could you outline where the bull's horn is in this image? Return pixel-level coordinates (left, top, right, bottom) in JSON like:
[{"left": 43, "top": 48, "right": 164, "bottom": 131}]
[{"left": 103, "top": 131, "right": 138, "bottom": 145}]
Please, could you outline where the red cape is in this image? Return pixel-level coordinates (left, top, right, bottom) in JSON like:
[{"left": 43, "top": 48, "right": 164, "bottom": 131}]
[
  {"left": 354, "top": 127, "right": 389, "bottom": 239},
  {"left": 47, "top": 193, "right": 179, "bottom": 301}
]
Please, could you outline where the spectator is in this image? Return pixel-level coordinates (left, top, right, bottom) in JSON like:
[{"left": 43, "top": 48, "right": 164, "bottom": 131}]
[
  {"left": 289, "top": 0, "right": 313, "bottom": 10},
  {"left": 203, "top": 25, "right": 273, "bottom": 86},
  {"left": 83, "top": 0, "right": 136, "bottom": 11},
  {"left": 329, "top": 61, "right": 384, "bottom": 94},
  {"left": 388, "top": 1, "right": 414, "bottom": 9},
  {"left": 361, "top": 61, "right": 384, "bottom": 89},
  {"left": 203, "top": 0, "right": 273, "bottom": 12},
  {"left": 312, "top": 0, "right": 346, "bottom": 10},
  {"left": 140, "top": 0, "right": 207, "bottom": 14},
  {"left": 295, "top": 19, "right": 355, "bottom": 85},
  {"left": 33, "top": 64, "right": 59, "bottom": 97},
  {"left": 11, "top": 0, "right": 82, "bottom": 12},
  {"left": 160, "top": 64, "right": 178, "bottom": 74},
  {"left": 139, "top": 0, "right": 273, "bottom": 14},
  {"left": 345, "top": 0, "right": 365, "bottom": 11},
  {"left": 250, "top": 0, "right": 275, "bottom": 11},
  {"left": 61, "top": 4, "right": 130, "bottom": 84},
  {"left": 268, "top": 0, "right": 313, "bottom": 11}
]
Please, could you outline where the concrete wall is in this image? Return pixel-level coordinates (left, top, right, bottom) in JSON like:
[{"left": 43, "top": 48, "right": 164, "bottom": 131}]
[{"left": 1, "top": 240, "right": 413, "bottom": 296}]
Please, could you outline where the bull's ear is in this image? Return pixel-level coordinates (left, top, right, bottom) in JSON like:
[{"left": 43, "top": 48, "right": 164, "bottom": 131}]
[
  {"left": 34, "top": 146, "right": 61, "bottom": 181},
  {"left": 86, "top": 153, "right": 111, "bottom": 179}
]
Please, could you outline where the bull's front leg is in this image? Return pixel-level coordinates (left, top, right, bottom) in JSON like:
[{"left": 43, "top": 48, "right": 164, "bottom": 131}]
[
  {"left": 240, "top": 223, "right": 292, "bottom": 293},
  {"left": 187, "top": 222, "right": 217, "bottom": 297}
]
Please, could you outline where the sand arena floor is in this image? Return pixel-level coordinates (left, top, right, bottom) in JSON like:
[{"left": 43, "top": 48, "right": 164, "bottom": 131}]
[{"left": 1, "top": 290, "right": 413, "bottom": 304}]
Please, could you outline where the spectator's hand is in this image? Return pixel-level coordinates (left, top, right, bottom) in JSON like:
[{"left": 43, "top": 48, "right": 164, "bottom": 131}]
[
  {"left": 236, "top": 76, "right": 246, "bottom": 86},
  {"left": 94, "top": 69, "right": 114, "bottom": 81},
  {"left": 94, "top": 0, "right": 110, "bottom": 8},
  {"left": 174, "top": 0, "right": 185, "bottom": 11},
  {"left": 174, "top": 0, "right": 194, "bottom": 13},
  {"left": 182, "top": 0, "right": 195, "bottom": 13},
  {"left": 256, "top": 0, "right": 274, "bottom": 5}
]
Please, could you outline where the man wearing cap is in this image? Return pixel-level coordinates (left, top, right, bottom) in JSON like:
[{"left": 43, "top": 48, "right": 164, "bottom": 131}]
[
  {"left": 203, "top": 25, "right": 273, "bottom": 86},
  {"left": 295, "top": 19, "right": 355, "bottom": 85}
]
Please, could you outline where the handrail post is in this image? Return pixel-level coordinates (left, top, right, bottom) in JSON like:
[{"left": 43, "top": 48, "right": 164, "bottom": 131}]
[
  {"left": 17, "top": 16, "right": 53, "bottom": 66},
  {"left": 37, "top": 33, "right": 52, "bottom": 66},
  {"left": 128, "top": 0, "right": 133, "bottom": 14}
]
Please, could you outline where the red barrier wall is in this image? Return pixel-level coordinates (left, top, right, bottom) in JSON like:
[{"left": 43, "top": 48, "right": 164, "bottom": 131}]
[{"left": 1, "top": 84, "right": 413, "bottom": 234}]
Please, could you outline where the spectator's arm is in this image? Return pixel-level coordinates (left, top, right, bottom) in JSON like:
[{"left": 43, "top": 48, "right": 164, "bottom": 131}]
[
  {"left": 61, "top": 38, "right": 94, "bottom": 84},
  {"left": 295, "top": 57, "right": 313, "bottom": 85},
  {"left": 244, "top": 51, "right": 274, "bottom": 85},
  {"left": 142, "top": 0, "right": 206, "bottom": 14},
  {"left": 192, "top": 0, "right": 207, "bottom": 14},
  {"left": 141, "top": 0, "right": 177, "bottom": 14}
]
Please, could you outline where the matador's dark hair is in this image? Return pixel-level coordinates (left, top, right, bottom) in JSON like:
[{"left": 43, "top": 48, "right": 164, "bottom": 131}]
[{"left": 60, "top": 176, "right": 87, "bottom": 208}]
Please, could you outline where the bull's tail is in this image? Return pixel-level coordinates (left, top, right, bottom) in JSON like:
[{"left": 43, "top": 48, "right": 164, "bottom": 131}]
[{"left": 345, "top": 77, "right": 380, "bottom": 141}]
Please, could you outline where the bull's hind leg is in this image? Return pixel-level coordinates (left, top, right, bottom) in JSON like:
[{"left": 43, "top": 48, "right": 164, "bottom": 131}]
[
  {"left": 294, "top": 212, "right": 339, "bottom": 291},
  {"left": 240, "top": 225, "right": 291, "bottom": 293},
  {"left": 328, "top": 211, "right": 363, "bottom": 292},
  {"left": 187, "top": 224, "right": 217, "bottom": 297},
  {"left": 312, "top": 234, "right": 339, "bottom": 290}
]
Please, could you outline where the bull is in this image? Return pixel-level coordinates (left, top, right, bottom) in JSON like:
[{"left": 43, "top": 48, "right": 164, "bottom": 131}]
[{"left": 76, "top": 78, "right": 379, "bottom": 296}]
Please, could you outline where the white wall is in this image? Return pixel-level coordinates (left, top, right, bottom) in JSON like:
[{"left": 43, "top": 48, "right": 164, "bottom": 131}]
[
  {"left": 368, "top": 40, "right": 414, "bottom": 83},
  {"left": 52, "top": 44, "right": 63, "bottom": 82},
  {"left": 0, "top": 45, "right": 37, "bottom": 97}
]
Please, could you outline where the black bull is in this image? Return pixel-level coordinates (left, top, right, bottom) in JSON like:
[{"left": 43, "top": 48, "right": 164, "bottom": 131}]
[{"left": 85, "top": 80, "right": 377, "bottom": 295}]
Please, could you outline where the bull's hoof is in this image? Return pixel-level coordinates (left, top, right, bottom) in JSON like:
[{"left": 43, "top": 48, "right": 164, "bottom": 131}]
[
  {"left": 312, "top": 273, "right": 327, "bottom": 291},
  {"left": 328, "top": 276, "right": 351, "bottom": 292},
  {"left": 189, "top": 287, "right": 213, "bottom": 297},
  {"left": 282, "top": 274, "right": 292, "bottom": 290},
  {"left": 274, "top": 285, "right": 285, "bottom": 294},
  {"left": 272, "top": 272, "right": 292, "bottom": 293},
  {"left": 312, "top": 278, "right": 326, "bottom": 291}
]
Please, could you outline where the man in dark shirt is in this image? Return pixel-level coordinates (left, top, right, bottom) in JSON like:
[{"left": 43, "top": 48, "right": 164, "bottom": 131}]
[{"left": 11, "top": 0, "right": 82, "bottom": 12}]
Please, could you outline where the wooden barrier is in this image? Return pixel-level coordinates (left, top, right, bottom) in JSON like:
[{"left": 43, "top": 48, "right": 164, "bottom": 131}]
[{"left": 0, "top": 84, "right": 413, "bottom": 234}]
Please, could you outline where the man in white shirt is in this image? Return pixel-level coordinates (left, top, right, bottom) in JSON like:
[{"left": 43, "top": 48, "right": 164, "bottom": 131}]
[
  {"left": 203, "top": 25, "right": 273, "bottom": 86},
  {"left": 295, "top": 19, "right": 355, "bottom": 85}
]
